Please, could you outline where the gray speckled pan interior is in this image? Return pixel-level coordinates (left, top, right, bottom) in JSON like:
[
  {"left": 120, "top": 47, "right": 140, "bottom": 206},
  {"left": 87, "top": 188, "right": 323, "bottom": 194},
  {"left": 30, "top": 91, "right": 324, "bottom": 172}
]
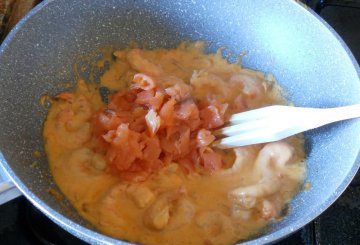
[{"left": 1, "top": 0, "right": 360, "bottom": 244}]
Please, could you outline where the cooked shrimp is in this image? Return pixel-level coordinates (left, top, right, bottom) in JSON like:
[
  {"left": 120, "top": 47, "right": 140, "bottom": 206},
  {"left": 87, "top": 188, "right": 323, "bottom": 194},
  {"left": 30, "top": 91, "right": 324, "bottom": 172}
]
[
  {"left": 195, "top": 211, "right": 235, "bottom": 241},
  {"left": 230, "top": 204, "right": 252, "bottom": 220},
  {"left": 55, "top": 121, "right": 91, "bottom": 149},
  {"left": 229, "top": 142, "right": 296, "bottom": 207},
  {"left": 52, "top": 95, "right": 93, "bottom": 149},
  {"left": 157, "top": 75, "right": 184, "bottom": 88},
  {"left": 229, "top": 70, "right": 266, "bottom": 100},
  {"left": 126, "top": 49, "right": 162, "bottom": 76},
  {"left": 190, "top": 71, "right": 230, "bottom": 100},
  {"left": 143, "top": 187, "right": 193, "bottom": 231},
  {"left": 151, "top": 165, "right": 183, "bottom": 191},
  {"left": 229, "top": 178, "right": 281, "bottom": 202},
  {"left": 67, "top": 147, "right": 106, "bottom": 176},
  {"left": 255, "top": 141, "right": 295, "bottom": 178},
  {"left": 218, "top": 146, "right": 258, "bottom": 175},
  {"left": 126, "top": 185, "right": 155, "bottom": 209},
  {"left": 260, "top": 199, "right": 277, "bottom": 220},
  {"left": 98, "top": 184, "right": 129, "bottom": 229},
  {"left": 65, "top": 95, "right": 92, "bottom": 131},
  {"left": 228, "top": 142, "right": 295, "bottom": 212},
  {"left": 167, "top": 197, "right": 195, "bottom": 230}
]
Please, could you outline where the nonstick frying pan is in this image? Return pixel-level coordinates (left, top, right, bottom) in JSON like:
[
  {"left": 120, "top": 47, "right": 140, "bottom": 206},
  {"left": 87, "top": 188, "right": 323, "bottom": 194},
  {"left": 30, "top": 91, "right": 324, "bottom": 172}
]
[{"left": 0, "top": 0, "right": 360, "bottom": 244}]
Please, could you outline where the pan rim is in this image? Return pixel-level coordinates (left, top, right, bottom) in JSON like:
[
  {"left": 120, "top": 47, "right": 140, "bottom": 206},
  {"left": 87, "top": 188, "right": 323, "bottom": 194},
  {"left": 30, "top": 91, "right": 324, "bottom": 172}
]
[{"left": 0, "top": 0, "right": 359, "bottom": 244}]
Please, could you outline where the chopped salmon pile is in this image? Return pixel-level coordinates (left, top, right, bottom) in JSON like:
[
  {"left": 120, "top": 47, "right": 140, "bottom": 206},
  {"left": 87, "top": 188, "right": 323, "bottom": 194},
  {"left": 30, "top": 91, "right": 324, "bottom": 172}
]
[{"left": 93, "top": 73, "right": 228, "bottom": 181}]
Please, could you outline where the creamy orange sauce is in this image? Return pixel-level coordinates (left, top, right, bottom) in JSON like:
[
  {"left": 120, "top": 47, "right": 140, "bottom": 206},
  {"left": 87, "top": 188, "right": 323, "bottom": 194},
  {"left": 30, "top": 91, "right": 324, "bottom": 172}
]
[{"left": 43, "top": 43, "right": 305, "bottom": 245}]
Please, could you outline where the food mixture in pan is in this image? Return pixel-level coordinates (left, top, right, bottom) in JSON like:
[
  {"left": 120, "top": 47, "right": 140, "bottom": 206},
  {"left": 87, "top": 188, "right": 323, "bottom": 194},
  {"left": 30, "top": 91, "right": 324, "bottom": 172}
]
[{"left": 43, "top": 42, "right": 305, "bottom": 245}]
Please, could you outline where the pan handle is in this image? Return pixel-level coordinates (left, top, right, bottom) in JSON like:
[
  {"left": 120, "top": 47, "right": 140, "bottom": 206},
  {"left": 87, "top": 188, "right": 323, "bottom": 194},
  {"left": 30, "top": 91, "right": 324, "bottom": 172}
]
[{"left": 0, "top": 167, "right": 22, "bottom": 205}]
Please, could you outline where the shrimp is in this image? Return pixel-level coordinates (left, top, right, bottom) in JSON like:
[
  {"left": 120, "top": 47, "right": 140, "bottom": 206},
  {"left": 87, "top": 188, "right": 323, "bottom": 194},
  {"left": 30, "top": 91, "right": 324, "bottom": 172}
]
[
  {"left": 230, "top": 198, "right": 278, "bottom": 221},
  {"left": 56, "top": 94, "right": 92, "bottom": 130},
  {"left": 195, "top": 211, "right": 235, "bottom": 240},
  {"left": 126, "top": 49, "right": 162, "bottom": 76},
  {"left": 65, "top": 95, "right": 92, "bottom": 131},
  {"left": 55, "top": 147, "right": 112, "bottom": 204},
  {"left": 190, "top": 71, "right": 230, "bottom": 100},
  {"left": 151, "top": 165, "right": 183, "bottom": 191},
  {"left": 229, "top": 179, "right": 281, "bottom": 205},
  {"left": 167, "top": 197, "right": 195, "bottom": 231},
  {"left": 51, "top": 148, "right": 117, "bottom": 223},
  {"left": 157, "top": 75, "right": 184, "bottom": 88},
  {"left": 218, "top": 146, "right": 257, "bottom": 175},
  {"left": 229, "top": 69, "right": 266, "bottom": 100},
  {"left": 98, "top": 183, "right": 129, "bottom": 229},
  {"left": 260, "top": 199, "right": 277, "bottom": 220},
  {"left": 54, "top": 95, "right": 92, "bottom": 149},
  {"left": 144, "top": 196, "right": 170, "bottom": 230},
  {"left": 156, "top": 75, "right": 192, "bottom": 102},
  {"left": 126, "top": 185, "right": 155, "bottom": 209},
  {"left": 228, "top": 142, "right": 295, "bottom": 211},
  {"left": 230, "top": 204, "right": 252, "bottom": 220},
  {"left": 255, "top": 141, "right": 295, "bottom": 179},
  {"left": 55, "top": 121, "right": 91, "bottom": 149},
  {"left": 143, "top": 187, "right": 194, "bottom": 231},
  {"left": 67, "top": 147, "right": 107, "bottom": 176},
  {"left": 255, "top": 141, "right": 305, "bottom": 195}
]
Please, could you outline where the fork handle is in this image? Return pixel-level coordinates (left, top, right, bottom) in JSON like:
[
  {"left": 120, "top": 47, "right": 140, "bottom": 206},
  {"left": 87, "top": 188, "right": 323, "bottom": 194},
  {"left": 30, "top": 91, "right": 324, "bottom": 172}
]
[
  {"left": 318, "top": 104, "right": 360, "bottom": 123},
  {"left": 298, "top": 104, "right": 360, "bottom": 130}
]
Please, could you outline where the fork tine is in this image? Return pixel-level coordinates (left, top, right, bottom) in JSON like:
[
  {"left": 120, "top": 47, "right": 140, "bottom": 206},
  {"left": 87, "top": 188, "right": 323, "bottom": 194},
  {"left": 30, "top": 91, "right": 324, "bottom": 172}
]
[
  {"left": 214, "top": 112, "right": 310, "bottom": 149},
  {"left": 213, "top": 117, "right": 277, "bottom": 136},
  {"left": 229, "top": 105, "right": 286, "bottom": 124},
  {"left": 213, "top": 127, "right": 285, "bottom": 149}
]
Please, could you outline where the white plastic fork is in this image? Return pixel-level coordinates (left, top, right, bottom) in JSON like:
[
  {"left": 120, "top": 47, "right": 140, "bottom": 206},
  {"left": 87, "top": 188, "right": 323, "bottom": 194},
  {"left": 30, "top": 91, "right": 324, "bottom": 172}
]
[{"left": 213, "top": 104, "right": 360, "bottom": 149}]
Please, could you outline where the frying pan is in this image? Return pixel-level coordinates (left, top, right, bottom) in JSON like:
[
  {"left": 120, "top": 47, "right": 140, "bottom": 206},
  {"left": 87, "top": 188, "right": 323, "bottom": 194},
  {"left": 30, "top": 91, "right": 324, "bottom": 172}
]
[{"left": 0, "top": 0, "right": 360, "bottom": 244}]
